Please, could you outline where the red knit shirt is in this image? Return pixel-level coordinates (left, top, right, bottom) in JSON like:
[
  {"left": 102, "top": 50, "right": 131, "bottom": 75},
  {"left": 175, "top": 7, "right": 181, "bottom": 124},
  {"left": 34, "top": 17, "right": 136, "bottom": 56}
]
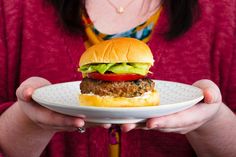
[{"left": 0, "top": 0, "right": 235, "bottom": 157}]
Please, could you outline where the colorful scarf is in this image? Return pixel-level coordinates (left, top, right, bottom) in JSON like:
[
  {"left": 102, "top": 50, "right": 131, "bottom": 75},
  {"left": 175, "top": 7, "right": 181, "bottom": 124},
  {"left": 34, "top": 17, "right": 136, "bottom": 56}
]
[{"left": 82, "top": 7, "right": 162, "bottom": 48}]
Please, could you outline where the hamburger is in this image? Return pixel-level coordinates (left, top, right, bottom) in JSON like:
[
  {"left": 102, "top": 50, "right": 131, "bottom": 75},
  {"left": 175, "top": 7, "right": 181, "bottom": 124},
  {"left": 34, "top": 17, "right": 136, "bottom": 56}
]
[{"left": 78, "top": 38, "right": 159, "bottom": 107}]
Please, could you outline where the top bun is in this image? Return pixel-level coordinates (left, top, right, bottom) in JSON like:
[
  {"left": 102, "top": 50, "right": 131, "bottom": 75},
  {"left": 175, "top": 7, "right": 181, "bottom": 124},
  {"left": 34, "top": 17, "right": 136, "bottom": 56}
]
[{"left": 79, "top": 38, "right": 154, "bottom": 67}]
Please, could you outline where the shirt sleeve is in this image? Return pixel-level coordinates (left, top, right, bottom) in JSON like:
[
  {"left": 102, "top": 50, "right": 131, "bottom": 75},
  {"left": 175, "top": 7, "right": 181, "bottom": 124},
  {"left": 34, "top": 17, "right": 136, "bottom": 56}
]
[
  {"left": 0, "top": 102, "right": 14, "bottom": 155},
  {"left": 0, "top": 0, "right": 23, "bottom": 109},
  {"left": 0, "top": 4, "right": 14, "bottom": 153},
  {"left": 223, "top": 1, "right": 236, "bottom": 112},
  {"left": 225, "top": 29, "right": 236, "bottom": 112},
  {"left": 0, "top": 0, "right": 8, "bottom": 105},
  {"left": 0, "top": 1, "right": 24, "bottom": 155}
]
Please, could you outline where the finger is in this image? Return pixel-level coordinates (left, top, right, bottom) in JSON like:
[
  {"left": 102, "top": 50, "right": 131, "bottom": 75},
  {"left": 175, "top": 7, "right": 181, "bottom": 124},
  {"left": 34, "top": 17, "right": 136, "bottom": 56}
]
[
  {"left": 38, "top": 124, "right": 78, "bottom": 132},
  {"left": 158, "top": 123, "right": 200, "bottom": 134},
  {"left": 121, "top": 123, "right": 137, "bottom": 132},
  {"left": 101, "top": 124, "right": 112, "bottom": 129},
  {"left": 16, "top": 77, "right": 51, "bottom": 101},
  {"left": 34, "top": 108, "right": 85, "bottom": 128},
  {"left": 158, "top": 128, "right": 187, "bottom": 134},
  {"left": 121, "top": 123, "right": 147, "bottom": 132},
  {"left": 204, "top": 87, "right": 221, "bottom": 104},
  {"left": 84, "top": 122, "right": 112, "bottom": 129},
  {"left": 36, "top": 116, "right": 85, "bottom": 128},
  {"left": 192, "top": 79, "right": 221, "bottom": 104},
  {"left": 22, "top": 87, "right": 35, "bottom": 102},
  {"left": 19, "top": 99, "right": 85, "bottom": 129},
  {"left": 146, "top": 104, "right": 207, "bottom": 129}
]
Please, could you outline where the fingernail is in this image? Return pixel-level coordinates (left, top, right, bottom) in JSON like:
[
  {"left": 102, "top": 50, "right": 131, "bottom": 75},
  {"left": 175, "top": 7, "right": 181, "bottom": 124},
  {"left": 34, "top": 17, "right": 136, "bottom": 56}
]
[
  {"left": 149, "top": 124, "right": 159, "bottom": 129},
  {"left": 121, "top": 126, "right": 130, "bottom": 133},
  {"left": 23, "top": 88, "right": 33, "bottom": 101},
  {"left": 75, "top": 119, "right": 84, "bottom": 127},
  {"left": 204, "top": 88, "right": 219, "bottom": 104},
  {"left": 103, "top": 124, "right": 111, "bottom": 129}
]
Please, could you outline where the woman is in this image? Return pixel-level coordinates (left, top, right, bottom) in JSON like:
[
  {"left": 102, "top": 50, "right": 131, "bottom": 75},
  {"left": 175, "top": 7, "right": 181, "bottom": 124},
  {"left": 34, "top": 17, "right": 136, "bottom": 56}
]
[{"left": 0, "top": 0, "right": 235, "bottom": 157}]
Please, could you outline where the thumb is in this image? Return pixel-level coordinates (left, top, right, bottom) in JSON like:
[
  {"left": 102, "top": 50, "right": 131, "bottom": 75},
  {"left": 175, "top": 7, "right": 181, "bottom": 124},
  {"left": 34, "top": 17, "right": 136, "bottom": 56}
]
[
  {"left": 16, "top": 77, "right": 51, "bottom": 102},
  {"left": 203, "top": 87, "right": 222, "bottom": 104},
  {"left": 193, "top": 79, "right": 222, "bottom": 104}
]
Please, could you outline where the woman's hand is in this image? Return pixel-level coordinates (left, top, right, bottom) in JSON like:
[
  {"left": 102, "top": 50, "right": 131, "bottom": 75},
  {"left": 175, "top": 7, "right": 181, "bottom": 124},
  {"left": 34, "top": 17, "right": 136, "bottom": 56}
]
[
  {"left": 121, "top": 79, "right": 223, "bottom": 134},
  {"left": 0, "top": 77, "right": 111, "bottom": 157},
  {"left": 16, "top": 77, "right": 87, "bottom": 132}
]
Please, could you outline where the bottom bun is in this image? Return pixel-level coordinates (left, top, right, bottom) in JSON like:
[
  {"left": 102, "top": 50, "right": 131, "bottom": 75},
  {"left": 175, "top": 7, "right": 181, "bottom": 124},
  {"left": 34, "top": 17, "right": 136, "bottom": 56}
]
[{"left": 79, "top": 90, "right": 160, "bottom": 107}]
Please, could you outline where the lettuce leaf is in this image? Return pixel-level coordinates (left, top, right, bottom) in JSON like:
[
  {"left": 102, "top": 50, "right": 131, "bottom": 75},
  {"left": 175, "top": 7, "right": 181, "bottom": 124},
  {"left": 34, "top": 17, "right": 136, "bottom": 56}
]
[
  {"left": 79, "top": 63, "right": 151, "bottom": 75},
  {"left": 79, "top": 63, "right": 115, "bottom": 74}
]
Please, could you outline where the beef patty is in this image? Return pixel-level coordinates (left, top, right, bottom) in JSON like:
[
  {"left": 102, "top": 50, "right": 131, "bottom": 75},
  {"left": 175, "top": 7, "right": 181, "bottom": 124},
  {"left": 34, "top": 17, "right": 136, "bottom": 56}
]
[{"left": 80, "top": 78, "right": 155, "bottom": 97}]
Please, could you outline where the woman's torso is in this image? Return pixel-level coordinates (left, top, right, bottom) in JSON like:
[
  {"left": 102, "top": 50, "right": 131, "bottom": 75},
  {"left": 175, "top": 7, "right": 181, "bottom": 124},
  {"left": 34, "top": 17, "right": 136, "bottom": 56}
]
[{"left": 2, "top": 0, "right": 235, "bottom": 156}]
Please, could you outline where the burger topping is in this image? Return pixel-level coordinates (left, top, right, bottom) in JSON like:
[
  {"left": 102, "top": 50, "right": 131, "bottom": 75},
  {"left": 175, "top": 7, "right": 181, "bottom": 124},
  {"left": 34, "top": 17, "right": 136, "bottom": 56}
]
[
  {"left": 80, "top": 63, "right": 115, "bottom": 74},
  {"left": 80, "top": 78, "right": 155, "bottom": 97},
  {"left": 87, "top": 72, "right": 145, "bottom": 81},
  {"left": 79, "top": 63, "right": 151, "bottom": 76}
]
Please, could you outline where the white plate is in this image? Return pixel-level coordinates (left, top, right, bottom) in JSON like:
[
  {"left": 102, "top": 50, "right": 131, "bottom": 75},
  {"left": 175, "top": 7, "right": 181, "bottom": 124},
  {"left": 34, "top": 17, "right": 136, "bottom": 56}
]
[{"left": 32, "top": 80, "right": 203, "bottom": 124}]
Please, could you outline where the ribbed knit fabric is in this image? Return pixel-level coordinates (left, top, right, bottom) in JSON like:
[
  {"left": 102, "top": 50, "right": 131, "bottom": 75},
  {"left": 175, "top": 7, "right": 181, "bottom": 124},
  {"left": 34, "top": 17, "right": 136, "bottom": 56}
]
[{"left": 0, "top": 0, "right": 235, "bottom": 157}]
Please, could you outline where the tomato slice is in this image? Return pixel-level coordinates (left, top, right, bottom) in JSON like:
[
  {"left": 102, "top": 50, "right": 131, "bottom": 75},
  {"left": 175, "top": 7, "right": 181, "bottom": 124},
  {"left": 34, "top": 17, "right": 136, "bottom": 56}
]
[{"left": 87, "top": 72, "right": 145, "bottom": 81}]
